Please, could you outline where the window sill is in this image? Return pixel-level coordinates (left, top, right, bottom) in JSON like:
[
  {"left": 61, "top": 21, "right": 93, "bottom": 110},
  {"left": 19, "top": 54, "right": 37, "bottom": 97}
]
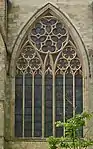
[{"left": 4, "top": 137, "right": 47, "bottom": 142}]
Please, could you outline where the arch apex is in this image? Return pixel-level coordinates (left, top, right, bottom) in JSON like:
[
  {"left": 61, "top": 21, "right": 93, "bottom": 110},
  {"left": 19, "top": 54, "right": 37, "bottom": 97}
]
[
  {"left": 10, "top": 2, "right": 90, "bottom": 78},
  {"left": 40, "top": 2, "right": 58, "bottom": 8}
]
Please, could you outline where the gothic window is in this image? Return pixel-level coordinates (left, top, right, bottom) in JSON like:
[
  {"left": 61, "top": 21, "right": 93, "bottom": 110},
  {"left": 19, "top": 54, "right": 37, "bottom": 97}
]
[{"left": 15, "top": 15, "right": 83, "bottom": 138}]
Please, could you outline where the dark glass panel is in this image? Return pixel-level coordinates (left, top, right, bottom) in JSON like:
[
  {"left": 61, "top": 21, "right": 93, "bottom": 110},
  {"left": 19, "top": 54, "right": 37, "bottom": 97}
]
[
  {"left": 34, "top": 74, "right": 42, "bottom": 137},
  {"left": 24, "top": 115, "right": 32, "bottom": 121},
  {"left": 40, "top": 36, "right": 46, "bottom": 42},
  {"left": 40, "top": 28, "right": 45, "bottom": 35},
  {"left": 55, "top": 74, "right": 63, "bottom": 137},
  {"left": 36, "top": 42, "right": 41, "bottom": 49},
  {"left": 24, "top": 74, "right": 32, "bottom": 137},
  {"left": 51, "top": 36, "right": 58, "bottom": 42},
  {"left": 36, "top": 27, "right": 41, "bottom": 34},
  {"left": 34, "top": 122, "right": 42, "bottom": 137},
  {"left": 15, "top": 75, "right": 23, "bottom": 137},
  {"left": 44, "top": 74, "right": 53, "bottom": 137},
  {"left": 15, "top": 75, "right": 23, "bottom": 85},
  {"left": 24, "top": 119, "right": 32, "bottom": 137},
  {"left": 65, "top": 73, "right": 73, "bottom": 120},
  {"left": 15, "top": 121, "right": 23, "bottom": 137},
  {"left": 25, "top": 108, "right": 31, "bottom": 115},
  {"left": 35, "top": 22, "right": 42, "bottom": 28},
  {"left": 75, "top": 74, "right": 83, "bottom": 114},
  {"left": 75, "top": 74, "right": 83, "bottom": 137},
  {"left": 56, "top": 22, "right": 62, "bottom": 28},
  {"left": 15, "top": 97, "right": 23, "bottom": 114},
  {"left": 24, "top": 129, "right": 32, "bottom": 137},
  {"left": 46, "top": 25, "right": 51, "bottom": 33},
  {"left": 42, "top": 46, "right": 48, "bottom": 52},
  {"left": 50, "top": 19, "right": 57, "bottom": 25},
  {"left": 41, "top": 18, "right": 48, "bottom": 25},
  {"left": 57, "top": 40, "right": 62, "bottom": 49},
  {"left": 15, "top": 114, "right": 22, "bottom": 121}
]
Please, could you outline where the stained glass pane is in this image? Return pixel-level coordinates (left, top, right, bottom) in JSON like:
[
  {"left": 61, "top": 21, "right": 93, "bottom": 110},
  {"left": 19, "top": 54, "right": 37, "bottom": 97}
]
[
  {"left": 15, "top": 75, "right": 23, "bottom": 137},
  {"left": 24, "top": 74, "right": 32, "bottom": 137},
  {"left": 30, "top": 16, "right": 68, "bottom": 53},
  {"left": 55, "top": 74, "right": 63, "bottom": 137},
  {"left": 75, "top": 74, "right": 83, "bottom": 114},
  {"left": 34, "top": 74, "right": 42, "bottom": 137},
  {"left": 15, "top": 121, "right": 23, "bottom": 137},
  {"left": 15, "top": 14, "right": 83, "bottom": 139},
  {"left": 65, "top": 73, "right": 73, "bottom": 120},
  {"left": 44, "top": 74, "right": 53, "bottom": 137},
  {"left": 75, "top": 74, "right": 83, "bottom": 137}
]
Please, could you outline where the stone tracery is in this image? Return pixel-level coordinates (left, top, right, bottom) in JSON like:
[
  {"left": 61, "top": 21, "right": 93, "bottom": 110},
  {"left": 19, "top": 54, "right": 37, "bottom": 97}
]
[
  {"left": 16, "top": 16, "right": 82, "bottom": 74},
  {"left": 15, "top": 13, "right": 82, "bottom": 138},
  {"left": 28, "top": 16, "right": 68, "bottom": 53}
]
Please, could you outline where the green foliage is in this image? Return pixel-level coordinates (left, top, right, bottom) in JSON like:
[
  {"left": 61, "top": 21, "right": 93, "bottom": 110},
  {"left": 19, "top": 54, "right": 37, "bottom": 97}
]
[
  {"left": 47, "top": 112, "right": 93, "bottom": 149},
  {"left": 47, "top": 136, "right": 60, "bottom": 149}
]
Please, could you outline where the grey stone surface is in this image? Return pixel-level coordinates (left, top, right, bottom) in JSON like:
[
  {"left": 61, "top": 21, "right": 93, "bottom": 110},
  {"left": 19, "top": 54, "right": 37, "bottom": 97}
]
[{"left": 0, "top": 0, "right": 93, "bottom": 148}]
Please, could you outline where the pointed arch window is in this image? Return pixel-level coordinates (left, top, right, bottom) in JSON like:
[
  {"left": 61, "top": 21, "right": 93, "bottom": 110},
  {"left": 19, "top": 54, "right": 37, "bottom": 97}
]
[{"left": 15, "top": 14, "right": 83, "bottom": 138}]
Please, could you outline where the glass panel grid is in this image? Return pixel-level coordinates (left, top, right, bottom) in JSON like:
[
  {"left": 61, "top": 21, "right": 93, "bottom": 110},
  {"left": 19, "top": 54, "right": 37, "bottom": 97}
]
[
  {"left": 55, "top": 74, "right": 63, "bottom": 137},
  {"left": 15, "top": 14, "right": 83, "bottom": 138},
  {"left": 34, "top": 74, "right": 42, "bottom": 137},
  {"left": 44, "top": 74, "right": 53, "bottom": 137}
]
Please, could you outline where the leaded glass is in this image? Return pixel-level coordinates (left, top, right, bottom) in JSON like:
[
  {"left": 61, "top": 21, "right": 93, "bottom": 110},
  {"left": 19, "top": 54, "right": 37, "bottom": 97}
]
[
  {"left": 15, "top": 74, "right": 23, "bottom": 137},
  {"left": 24, "top": 74, "right": 32, "bottom": 137},
  {"left": 65, "top": 73, "right": 73, "bottom": 119},
  {"left": 44, "top": 74, "right": 53, "bottom": 137},
  {"left": 29, "top": 16, "right": 68, "bottom": 53},
  {"left": 55, "top": 74, "right": 63, "bottom": 137},
  {"left": 75, "top": 74, "right": 83, "bottom": 114},
  {"left": 15, "top": 12, "right": 83, "bottom": 138},
  {"left": 34, "top": 74, "right": 42, "bottom": 137},
  {"left": 75, "top": 74, "right": 83, "bottom": 137}
]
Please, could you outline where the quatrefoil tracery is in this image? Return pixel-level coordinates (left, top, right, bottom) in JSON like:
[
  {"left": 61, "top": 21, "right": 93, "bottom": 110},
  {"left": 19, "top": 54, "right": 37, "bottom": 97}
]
[
  {"left": 57, "top": 57, "right": 81, "bottom": 73},
  {"left": 16, "top": 43, "right": 82, "bottom": 74},
  {"left": 16, "top": 45, "right": 41, "bottom": 73},
  {"left": 29, "top": 16, "right": 68, "bottom": 53},
  {"left": 16, "top": 15, "right": 82, "bottom": 74}
]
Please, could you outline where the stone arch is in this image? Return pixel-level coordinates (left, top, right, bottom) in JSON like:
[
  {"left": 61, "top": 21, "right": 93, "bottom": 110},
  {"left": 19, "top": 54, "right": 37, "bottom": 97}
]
[
  {"left": 10, "top": 2, "right": 90, "bottom": 125},
  {"left": 0, "top": 32, "right": 7, "bottom": 149},
  {"left": 0, "top": 32, "right": 6, "bottom": 79},
  {"left": 10, "top": 2, "right": 90, "bottom": 78}
]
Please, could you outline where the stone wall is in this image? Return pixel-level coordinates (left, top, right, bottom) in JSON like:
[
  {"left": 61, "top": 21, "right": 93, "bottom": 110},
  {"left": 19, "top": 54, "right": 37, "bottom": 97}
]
[
  {"left": 0, "top": 33, "right": 6, "bottom": 149},
  {"left": 7, "top": 0, "right": 92, "bottom": 52},
  {"left": 0, "top": 0, "right": 93, "bottom": 149}
]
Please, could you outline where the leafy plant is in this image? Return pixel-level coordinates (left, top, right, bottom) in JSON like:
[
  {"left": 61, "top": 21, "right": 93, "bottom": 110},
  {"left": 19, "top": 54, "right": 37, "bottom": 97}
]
[{"left": 47, "top": 112, "right": 93, "bottom": 149}]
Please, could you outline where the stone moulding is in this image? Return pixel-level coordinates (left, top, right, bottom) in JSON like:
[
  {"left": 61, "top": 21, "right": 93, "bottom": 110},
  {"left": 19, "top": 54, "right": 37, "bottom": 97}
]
[
  {"left": 10, "top": 2, "right": 90, "bottom": 78},
  {"left": 9, "top": 2, "right": 90, "bottom": 138}
]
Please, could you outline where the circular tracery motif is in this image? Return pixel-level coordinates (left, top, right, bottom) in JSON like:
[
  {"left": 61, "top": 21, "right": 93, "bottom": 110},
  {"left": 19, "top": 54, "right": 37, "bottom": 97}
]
[
  {"left": 57, "top": 58, "right": 68, "bottom": 71},
  {"left": 22, "top": 45, "right": 36, "bottom": 59},
  {"left": 62, "top": 45, "right": 76, "bottom": 60},
  {"left": 70, "top": 58, "right": 81, "bottom": 71},
  {"left": 16, "top": 57, "right": 28, "bottom": 71},
  {"left": 56, "top": 43, "right": 82, "bottom": 73},
  {"left": 29, "top": 16, "right": 68, "bottom": 53},
  {"left": 29, "top": 57, "right": 41, "bottom": 70},
  {"left": 16, "top": 45, "right": 41, "bottom": 73},
  {"left": 16, "top": 16, "right": 82, "bottom": 75}
]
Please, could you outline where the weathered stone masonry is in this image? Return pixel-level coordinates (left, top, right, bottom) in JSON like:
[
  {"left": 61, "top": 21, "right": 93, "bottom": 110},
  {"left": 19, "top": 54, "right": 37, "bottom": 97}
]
[{"left": 0, "top": 0, "right": 93, "bottom": 149}]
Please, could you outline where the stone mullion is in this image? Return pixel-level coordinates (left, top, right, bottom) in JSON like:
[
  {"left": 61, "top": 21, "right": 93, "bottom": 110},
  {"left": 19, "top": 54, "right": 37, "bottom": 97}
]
[
  {"left": 11, "top": 77, "right": 15, "bottom": 137},
  {"left": 83, "top": 76, "right": 86, "bottom": 136},
  {"left": 42, "top": 72, "right": 45, "bottom": 138},
  {"left": 73, "top": 74, "right": 75, "bottom": 116},
  {"left": 32, "top": 72, "right": 35, "bottom": 137},
  {"left": 83, "top": 76, "right": 85, "bottom": 111},
  {"left": 53, "top": 73, "right": 55, "bottom": 136},
  {"left": 63, "top": 72, "right": 65, "bottom": 136},
  {"left": 22, "top": 73, "right": 25, "bottom": 138}
]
